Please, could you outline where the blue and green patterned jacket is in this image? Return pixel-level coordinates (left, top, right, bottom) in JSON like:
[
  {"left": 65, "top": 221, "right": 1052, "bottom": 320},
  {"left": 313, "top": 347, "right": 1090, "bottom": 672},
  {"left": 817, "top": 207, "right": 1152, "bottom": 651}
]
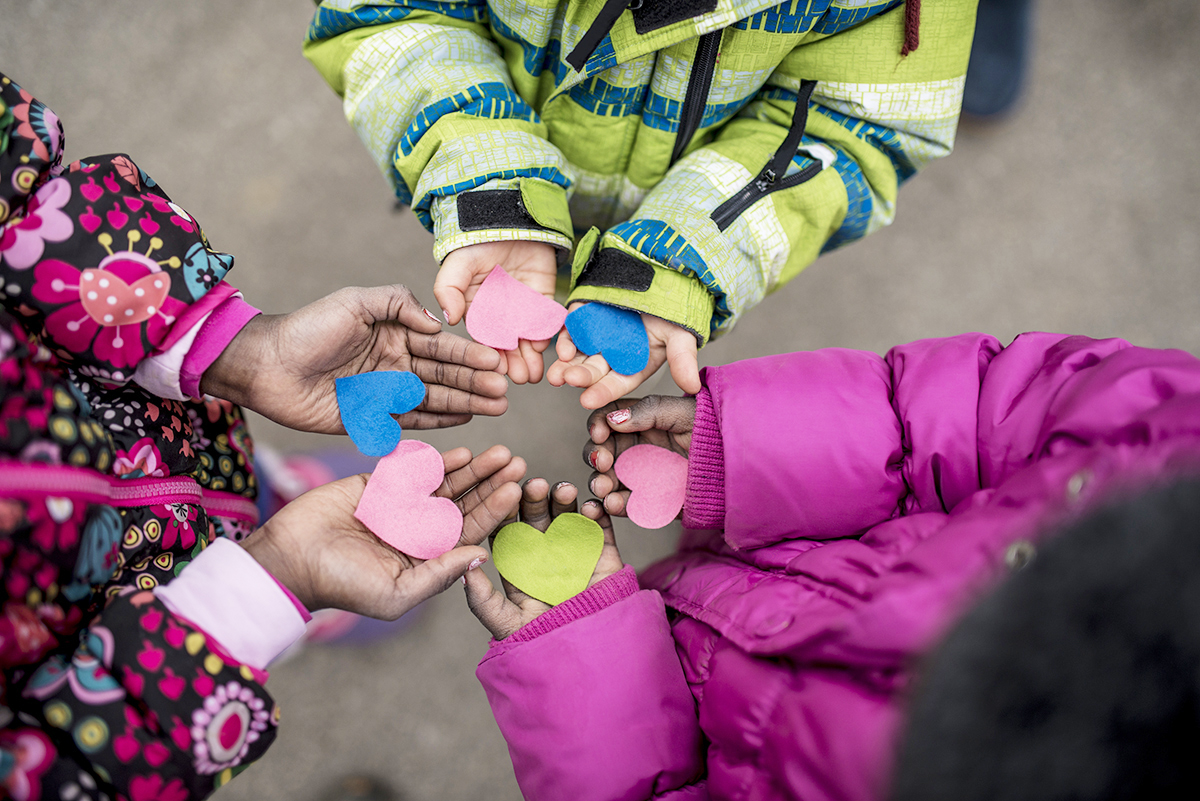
[{"left": 305, "top": 0, "right": 977, "bottom": 343}]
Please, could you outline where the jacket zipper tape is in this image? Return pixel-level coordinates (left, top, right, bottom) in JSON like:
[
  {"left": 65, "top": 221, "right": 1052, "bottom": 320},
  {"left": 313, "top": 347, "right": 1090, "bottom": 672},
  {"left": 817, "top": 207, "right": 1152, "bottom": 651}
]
[
  {"left": 710, "top": 79, "right": 820, "bottom": 232},
  {"left": 671, "top": 29, "right": 723, "bottom": 165}
]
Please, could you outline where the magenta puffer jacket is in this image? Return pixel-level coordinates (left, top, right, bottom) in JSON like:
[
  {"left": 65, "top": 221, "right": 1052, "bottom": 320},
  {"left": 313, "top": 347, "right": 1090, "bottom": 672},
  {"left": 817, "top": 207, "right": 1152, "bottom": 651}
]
[{"left": 477, "top": 333, "right": 1200, "bottom": 801}]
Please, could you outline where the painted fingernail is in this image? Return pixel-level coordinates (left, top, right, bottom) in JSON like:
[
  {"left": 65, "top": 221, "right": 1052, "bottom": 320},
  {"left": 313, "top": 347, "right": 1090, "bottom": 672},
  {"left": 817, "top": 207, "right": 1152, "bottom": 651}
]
[
  {"left": 460, "top": 575, "right": 467, "bottom": 586},
  {"left": 607, "top": 409, "right": 632, "bottom": 425},
  {"left": 587, "top": 450, "right": 599, "bottom": 469},
  {"left": 441, "top": 308, "right": 451, "bottom": 324},
  {"left": 423, "top": 307, "right": 442, "bottom": 325},
  {"left": 468, "top": 556, "right": 488, "bottom": 571}
]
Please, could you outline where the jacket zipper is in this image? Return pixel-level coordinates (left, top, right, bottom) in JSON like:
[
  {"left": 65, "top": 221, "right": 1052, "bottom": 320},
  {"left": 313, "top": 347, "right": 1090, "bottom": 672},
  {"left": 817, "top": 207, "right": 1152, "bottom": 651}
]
[
  {"left": 671, "top": 30, "right": 723, "bottom": 165},
  {"left": 710, "top": 79, "right": 820, "bottom": 232}
]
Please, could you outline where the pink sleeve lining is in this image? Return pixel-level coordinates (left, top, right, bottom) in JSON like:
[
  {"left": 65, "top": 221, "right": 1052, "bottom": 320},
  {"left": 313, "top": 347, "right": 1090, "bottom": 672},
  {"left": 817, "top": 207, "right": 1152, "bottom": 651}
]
[
  {"left": 179, "top": 296, "right": 262, "bottom": 398},
  {"left": 494, "top": 565, "right": 639, "bottom": 648},
  {"left": 682, "top": 382, "right": 725, "bottom": 530}
]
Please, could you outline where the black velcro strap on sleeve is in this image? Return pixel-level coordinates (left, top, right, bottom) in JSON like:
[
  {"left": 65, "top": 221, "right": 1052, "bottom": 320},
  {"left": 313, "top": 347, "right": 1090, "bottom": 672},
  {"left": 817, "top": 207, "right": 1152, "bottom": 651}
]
[
  {"left": 457, "top": 190, "right": 541, "bottom": 231},
  {"left": 576, "top": 247, "right": 655, "bottom": 292},
  {"left": 631, "top": 0, "right": 717, "bottom": 34}
]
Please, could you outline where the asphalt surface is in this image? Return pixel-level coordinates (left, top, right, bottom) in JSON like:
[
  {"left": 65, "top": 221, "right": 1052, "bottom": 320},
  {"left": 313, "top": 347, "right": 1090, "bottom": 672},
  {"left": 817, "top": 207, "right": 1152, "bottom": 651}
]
[{"left": 2, "top": 1, "right": 1198, "bottom": 798}]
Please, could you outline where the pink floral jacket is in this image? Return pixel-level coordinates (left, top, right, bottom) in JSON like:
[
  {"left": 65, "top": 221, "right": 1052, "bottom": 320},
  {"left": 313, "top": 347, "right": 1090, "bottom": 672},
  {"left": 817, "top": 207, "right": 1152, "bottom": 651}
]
[{"left": 0, "top": 74, "right": 306, "bottom": 800}]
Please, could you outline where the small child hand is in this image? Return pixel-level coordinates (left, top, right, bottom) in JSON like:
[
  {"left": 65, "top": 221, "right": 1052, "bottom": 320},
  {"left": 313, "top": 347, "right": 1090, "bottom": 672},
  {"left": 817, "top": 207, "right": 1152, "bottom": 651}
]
[
  {"left": 583, "top": 396, "right": 696, "bottom": 517},
  {"left": 463, "top": 479, "right": 624, "bottom": 640},
  {"left": 242, "top": 445, "right": 525, "bottom": 619},
  {"left": 436, "top": 240, "right": 559, "bottom": 384},
  {"left": 202, "top": 284, "right": 509, "bottom": 434},
  {"left": 548, "top": 307, "right": 702, "bottom": 409}
]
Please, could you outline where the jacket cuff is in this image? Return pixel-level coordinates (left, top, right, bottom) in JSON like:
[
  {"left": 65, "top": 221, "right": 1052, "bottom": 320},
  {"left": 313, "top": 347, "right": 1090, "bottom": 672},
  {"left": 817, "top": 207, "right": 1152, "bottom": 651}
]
[
  {"left": 432, "top": 177, "right": 574, "bottom": 264},
  {"left": 682, "top": 382, "right": 725, "bottom": 529},
  {"left": 154, "top": 538, "right": 307, "bottom": 670},
  {"left": 566, "top": 228, "right": 715, "bottom": 345},
  {"left": 178, "top": 295, "right": 262, "bottom": 398},
  {"left": 494, "top": 565, "right": 639, "bottom": 648}
]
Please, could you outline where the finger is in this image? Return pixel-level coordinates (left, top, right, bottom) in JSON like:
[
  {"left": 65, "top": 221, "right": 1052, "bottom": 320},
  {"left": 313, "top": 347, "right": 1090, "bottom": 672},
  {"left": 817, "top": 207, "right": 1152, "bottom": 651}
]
[
  {"left": 412, "top": 382, "right": 509, "bottom": 417},
  {"left": 586, "top": 401, "right": 629, "bottom": 446},
  {"left": 602, "top": 490, "right": 630, "bottom": 517},
  {"left": 519, "top": 340, "right": 544, "bottom": 384},
  {"left": 583, "top": 440, "right": 616, "bottom": 474},
  {"left": 438, "top": 445, "right": 507, "bottom": 499},
  {"left": 531, "top": 338, "right": 551, "bottom": 354},
  {"left": 550, "top": 481, "right": 578, "bottom": 517},
  {"left": 340, "top": 285, "right": 443, "bottom": 336},
  {"left": 581, "top": 499, "right": 617, "bottom": 546},
  {"left": 433, "top": 260, "right": 473, "bottom": 325},
  {"left": 391, "top": 410, "right": 474, "bottom": 430},
  {"left": 506, "top": 348, "right": 530, "bottom": 385},
  {"left": 547, "top": 353, "right": 585, "bottom": 387},
  {"left": 588, "top": 470, "right": 621, "bottom": 499},
  {"left": 562, "top": 353, "right": 612, "bottom": 390},
  {"left": 604, "top": 395, "right": 696, "bottom": 435},
  {"left": 383, "top": 544, "right": 488, "bottom": 619},
  {"left": 461, "top": 479, "right": 523, "bottom": 546},
  {"left": 520, "top": 478, "right": 552, "bottom": 532},
  {"left": 463, "top": 566, "right": 526, "bottom": 640},
  {"left": 665, "top": 330, "right": 702, "bottom": 395},
  {"left": 407, "top": 330, "right": 504, "bottom": 373},
  {"left": 555, "top": 327, "right": 578, "bottom": 362}
]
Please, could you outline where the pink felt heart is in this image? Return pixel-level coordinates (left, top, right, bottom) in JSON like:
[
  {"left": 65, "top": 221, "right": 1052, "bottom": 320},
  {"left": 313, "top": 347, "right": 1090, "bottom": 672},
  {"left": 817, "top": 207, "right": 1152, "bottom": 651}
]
[
  {"left": 79, "top": 268, "right": 170, "bottom": 326},
  {"left": 465, "top": 265, "right": 567, "bottom": 350},
  {"left": 354, "top": 440, "right": 463, "bottom": 560},
  {"left": 614, "top": 444, "right": 688, "bottom": 529}
]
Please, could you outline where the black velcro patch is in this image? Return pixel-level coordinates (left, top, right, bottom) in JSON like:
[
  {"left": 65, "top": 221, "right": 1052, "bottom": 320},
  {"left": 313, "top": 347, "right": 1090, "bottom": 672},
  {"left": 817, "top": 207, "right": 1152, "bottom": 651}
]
[
  {"left": 576, "top": 248, "right": 655, "bottom": 292},
  {"left": 457, "top": 190, "right": 540, "bottom": 231},
  {"left": 631, "top": 0, "right": 718, "bottom": 34}
]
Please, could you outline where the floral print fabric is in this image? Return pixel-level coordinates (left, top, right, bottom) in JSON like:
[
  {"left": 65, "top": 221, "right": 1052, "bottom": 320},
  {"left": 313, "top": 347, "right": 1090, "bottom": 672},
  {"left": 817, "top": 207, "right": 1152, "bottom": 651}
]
[{"left": 0, "top": 74, "right": 273, "bottom": 800}]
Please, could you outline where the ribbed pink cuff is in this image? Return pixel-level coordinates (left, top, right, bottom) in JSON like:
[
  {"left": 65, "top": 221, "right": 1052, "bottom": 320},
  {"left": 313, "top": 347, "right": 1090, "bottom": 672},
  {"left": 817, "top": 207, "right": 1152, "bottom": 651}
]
[
  {"left": 179, "top": 296, "right": 262, "bottom": 398},
  {"left": 682, "top": 385, "right": 725, "bottom": 529},
  {"left": 269, "top": 573, "right": 312, "bottom": 623},
  {"left": 498, "top": 565, "right": 639, "bottom": 646}
]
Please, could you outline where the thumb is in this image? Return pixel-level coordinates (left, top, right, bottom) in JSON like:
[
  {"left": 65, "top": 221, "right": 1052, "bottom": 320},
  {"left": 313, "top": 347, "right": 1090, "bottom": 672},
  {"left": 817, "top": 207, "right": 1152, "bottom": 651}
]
[
  {"left": 404, "top": 545, "right": 489, "bottom": 607},
  {"left": 434, "top": 258, "right": 473, "bottom": 325},
  {"left": 606, "top": 395, "right": 696, "bottom": 435},
  {"left": 463, "top": 564, "right": 524, "bottom": 640},
  {"left": 665, "top": 329, "right": 702, "bottom": 395}
]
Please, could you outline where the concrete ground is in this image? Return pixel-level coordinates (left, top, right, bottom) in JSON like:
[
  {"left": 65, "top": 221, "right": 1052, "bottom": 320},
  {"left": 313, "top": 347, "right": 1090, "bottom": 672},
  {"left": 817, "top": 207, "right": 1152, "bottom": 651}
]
[{"left": 2, "top": 0, "right": 1199, "bottom": 798}]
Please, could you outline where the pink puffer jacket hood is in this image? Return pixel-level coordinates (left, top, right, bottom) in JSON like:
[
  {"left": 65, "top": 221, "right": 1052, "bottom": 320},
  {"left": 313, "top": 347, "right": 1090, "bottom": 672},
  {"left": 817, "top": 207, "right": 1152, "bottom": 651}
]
[{"left": 479, "top": 333, "right": 1200, "bottom": 801}]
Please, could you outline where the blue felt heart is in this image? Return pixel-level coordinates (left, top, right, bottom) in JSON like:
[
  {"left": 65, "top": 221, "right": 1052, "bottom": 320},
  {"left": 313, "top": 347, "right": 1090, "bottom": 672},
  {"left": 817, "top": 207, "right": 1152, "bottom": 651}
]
[
  {"left": 336, "top": 371, "right": 426, "bottom": 457},
  {"left": 564, "top": 303, "right": 649, "bottom": 375}
]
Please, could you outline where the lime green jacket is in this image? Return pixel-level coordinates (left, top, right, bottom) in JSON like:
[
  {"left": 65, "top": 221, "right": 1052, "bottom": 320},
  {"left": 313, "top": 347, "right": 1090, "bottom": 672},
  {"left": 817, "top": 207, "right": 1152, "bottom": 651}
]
[{"left": 305, "top": 0, "right": 976, "bottom": 344}]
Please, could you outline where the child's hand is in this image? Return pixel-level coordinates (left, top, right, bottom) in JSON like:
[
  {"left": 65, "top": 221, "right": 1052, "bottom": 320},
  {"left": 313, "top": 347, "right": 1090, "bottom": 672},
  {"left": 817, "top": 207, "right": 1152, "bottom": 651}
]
[
  {"left": 583, "top": 396, "right": 696, "bottom": 517},
  {"left": 202, "top": 285, "right": 509, "bottom": 434},
  {"left": 463, "top": 479, "right": 624, "bottom": 640},
  {"left": 436, "top": 240, "right": 559, "bottom": 384},
  {"left": 242, "top": 445, "right": 525, "bottom": 619},
  {"left": 548, "top": 306, "right": 702, "bottom": 409}
]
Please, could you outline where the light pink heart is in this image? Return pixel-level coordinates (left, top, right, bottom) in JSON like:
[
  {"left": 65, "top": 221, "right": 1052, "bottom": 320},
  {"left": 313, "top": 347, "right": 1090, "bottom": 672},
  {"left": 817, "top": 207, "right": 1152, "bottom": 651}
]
[
  {"left": 79, "top": 268, "right": 170, "bottom": 326},
  {"left": 465, "top": 265, "right": 567, "bottom": 350},
  {"left": 614, "top": 444, "right": 688, "bottom": 530},
  {"left": 354, "top": 440, "right": 463, "bottom": 560}
]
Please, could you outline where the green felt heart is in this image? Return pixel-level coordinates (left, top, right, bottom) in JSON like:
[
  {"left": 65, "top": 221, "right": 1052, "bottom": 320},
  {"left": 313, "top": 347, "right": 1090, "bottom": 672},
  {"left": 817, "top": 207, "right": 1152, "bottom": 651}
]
[{"left": 492, "top": 513, "right": 605, "bottom": 606}]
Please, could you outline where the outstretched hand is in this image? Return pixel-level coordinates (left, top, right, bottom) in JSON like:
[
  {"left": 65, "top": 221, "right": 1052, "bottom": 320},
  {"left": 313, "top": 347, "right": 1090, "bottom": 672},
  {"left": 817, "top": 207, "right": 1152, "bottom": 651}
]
[
  {"left": 548, "top": 306, "right": 701, "bottom": 409},
  {"left": 463, "top": 479, "right": 624, "bottom": 640},
  {"left": 436, "top": 240, "right": 559, "bottom": 384},
  {"left": 201, "top": 284, "right": 509, "bottom": 434},
  {"left": 583, "top": 396, "right": 696, "bottom": 517},
  {"left": 242, "top": 445, "right": 525, "bottom": 619}
]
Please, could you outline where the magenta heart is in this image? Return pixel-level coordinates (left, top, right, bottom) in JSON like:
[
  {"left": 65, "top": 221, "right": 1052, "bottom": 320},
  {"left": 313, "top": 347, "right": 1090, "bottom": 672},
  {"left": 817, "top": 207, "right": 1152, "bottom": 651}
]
[
  {"left": 123, "top": 196, "right": 143, "bottom": 212},
  {"left": 106, "top": 202, "right": 128, "bottom": 229},
  {"left": 465, "top": 265, "right": 567, "bottom": 350},
  {"left": 138, "top": 213, "right": 159, "bottom": 235},
  {"left": 81, "top": 177, "right": 103, "bottom": 202},
  {"left": 104, "top": 173, "right": 120, "bottom": 193},
  {"left": 137, "top": 641, "right": 165, "bottom": 673},
  {"left": 157, "top": 668, "right": 186, "bottom": 701},
  {"left": 354, "top": 440, "right": 463, "bottom": 560},
  {"left": 143, "top": 741, "right": 171, "bottom": 768},
  {"left": 614, "top": 444, "right": 689, "bottom": 529},
  {"left": 113, "top": 729, "right": 141, "bottom": 763},
  {"left": 81, "top": 205, "right": 101, "bottom": 233},
  {"left": 139, "top": 607, "right": 163, "bottom": 632}
]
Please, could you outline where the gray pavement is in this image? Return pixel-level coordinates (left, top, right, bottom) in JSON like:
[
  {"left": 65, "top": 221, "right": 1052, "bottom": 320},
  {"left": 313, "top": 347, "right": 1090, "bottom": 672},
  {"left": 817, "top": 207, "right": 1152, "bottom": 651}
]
[{"left": 2, "top": 0, "right": 1199, "bottom": 798}]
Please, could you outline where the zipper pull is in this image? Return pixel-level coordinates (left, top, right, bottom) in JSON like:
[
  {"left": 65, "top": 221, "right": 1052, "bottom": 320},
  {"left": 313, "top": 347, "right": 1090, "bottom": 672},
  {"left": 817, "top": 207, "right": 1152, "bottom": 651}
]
[{"left": 754, "top": 167, "right": 777, "bottom": 192}]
